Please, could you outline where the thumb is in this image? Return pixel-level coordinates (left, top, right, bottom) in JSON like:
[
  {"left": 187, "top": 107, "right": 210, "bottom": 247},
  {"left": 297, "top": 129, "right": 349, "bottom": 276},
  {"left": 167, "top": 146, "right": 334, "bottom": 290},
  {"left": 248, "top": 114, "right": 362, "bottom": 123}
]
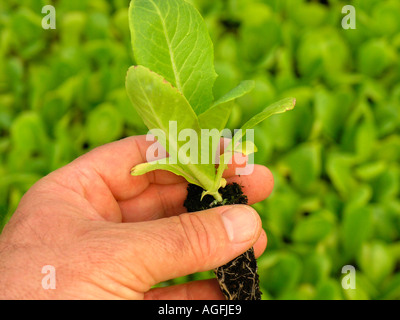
[{"left": 121, "top": 205, "right": 262, "bottom": 288}]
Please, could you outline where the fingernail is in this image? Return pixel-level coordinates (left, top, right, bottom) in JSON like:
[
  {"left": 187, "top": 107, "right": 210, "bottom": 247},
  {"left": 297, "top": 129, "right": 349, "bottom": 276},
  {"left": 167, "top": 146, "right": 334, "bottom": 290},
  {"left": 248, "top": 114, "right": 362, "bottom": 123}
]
[{"left": 221, "top": 206, "right": 259, "bottom": 243}]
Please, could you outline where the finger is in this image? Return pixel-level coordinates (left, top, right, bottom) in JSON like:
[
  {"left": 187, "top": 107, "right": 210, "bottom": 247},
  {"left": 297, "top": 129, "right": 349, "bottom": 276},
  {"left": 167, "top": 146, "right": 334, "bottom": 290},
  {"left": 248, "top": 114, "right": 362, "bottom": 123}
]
[
  {"left": 108, "top": 205, "right": 263, "bottom": 289},
  {"left": 221, "top": 152, "right": 248, "bottom": 178},
  {"left": 226, "top": 165, "right": 274, "bottom": 206},
  {"left": 253, "top": 229, "right": 267, "bottom": 258},
  {"left": 218, "top": 137, "right": 257, "bottom": 178},
  {"left": 144, "top": 279, "right": 224, "bottom": 300},
  {"left": 60, "top": 136, "right": 249, "bottom": 202},
  {"left": 67, "top": 136, "right": 186, "bottom": 201},
  {"left": 40, "top": 136, "right": 185, "bottom": 222},
  {"left": 143, "top": 231, "right": 267, "bottom": 301},
  {"left": 118, "top": 165, "right": 274, "bottom": 222},
  {"left": 50, "top": 135, "right": 271, "bottom": 222},
  {"left": 80, "top": 136, "right": 254, "bottom": 199},
  {"left": 143, "top": 231, "right": 267, "bottom": 300}
]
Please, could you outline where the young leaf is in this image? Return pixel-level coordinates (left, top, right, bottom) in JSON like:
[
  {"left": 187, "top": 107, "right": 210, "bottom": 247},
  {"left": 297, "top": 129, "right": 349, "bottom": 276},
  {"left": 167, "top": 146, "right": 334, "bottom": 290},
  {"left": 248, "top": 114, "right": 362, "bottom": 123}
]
[
  {"left": 129, "top": 0, "right": 217, "bottom": 114},
  {"left": 199, "top": 102, "right": 233, "bottom": 132},
  {"left": 126, "top": 65, "right": 216, "bottom": 191},
  {"left": 212, "top": 97, "right": 296, "bottom": 192},
  {"left": 234, "top": 140, "right": 258, "bottom": 155},
  {"left": 197, "top": 81, "right": 256, "bottom": 171},
  {"left": 199, "top": 80, "right": 255, "bottom": 131},
  {"left": 131, "top": 159, "right": 201, "bottom": 186},
  {"left": 237, "top": 97, "right": 297, "bottom": 140},
  {"left": 212, "top": 80, "right": 255, "bottom": 109},
  {"left": 125, "top": 66, "right": 199, "bottom": 142}
]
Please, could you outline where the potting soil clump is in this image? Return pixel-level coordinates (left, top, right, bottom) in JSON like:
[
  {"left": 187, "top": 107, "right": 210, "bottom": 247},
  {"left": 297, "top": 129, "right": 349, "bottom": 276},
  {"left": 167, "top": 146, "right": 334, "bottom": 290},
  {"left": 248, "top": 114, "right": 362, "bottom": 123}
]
[{"left": 184, "top": 183, "right": 262, "bottom": 300}]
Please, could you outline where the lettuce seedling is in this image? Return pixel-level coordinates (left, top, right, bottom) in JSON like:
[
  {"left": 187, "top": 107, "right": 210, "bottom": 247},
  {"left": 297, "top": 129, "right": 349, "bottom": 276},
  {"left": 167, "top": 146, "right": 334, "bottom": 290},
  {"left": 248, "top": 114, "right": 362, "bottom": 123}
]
[
  {"left": 126, "top": 0, "right": 295, "bottom": 203},
  {"left": 125, "top": 0, "right": 295, "bottom": 300}
]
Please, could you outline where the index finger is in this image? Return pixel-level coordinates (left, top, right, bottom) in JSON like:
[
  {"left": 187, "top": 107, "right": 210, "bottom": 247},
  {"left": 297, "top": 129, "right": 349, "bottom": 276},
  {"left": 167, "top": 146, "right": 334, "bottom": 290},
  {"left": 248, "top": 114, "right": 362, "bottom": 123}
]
[
  {"left": 65, "top": 135, "right": 251, "bottom": 202},
  {"left": 70, "top": 135, "right": 186, "bottom": 201}
]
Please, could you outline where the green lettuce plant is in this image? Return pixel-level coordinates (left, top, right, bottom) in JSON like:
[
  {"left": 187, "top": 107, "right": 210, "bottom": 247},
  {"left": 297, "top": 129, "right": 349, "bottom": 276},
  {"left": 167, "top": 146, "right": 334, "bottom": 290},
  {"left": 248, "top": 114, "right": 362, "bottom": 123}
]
[
  {"left": 2, "top": 0, "right": 400, "bottom": 300},
  {"left": 126, "top": 0, "right": 295, "bottom": 202}
]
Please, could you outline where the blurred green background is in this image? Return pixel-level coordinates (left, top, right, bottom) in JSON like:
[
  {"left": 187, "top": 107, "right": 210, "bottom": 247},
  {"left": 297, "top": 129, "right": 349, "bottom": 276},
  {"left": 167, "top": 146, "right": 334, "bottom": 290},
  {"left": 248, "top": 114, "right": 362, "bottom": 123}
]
[{"left": 1, "top": 0, "right": 400, "bottom": 300}]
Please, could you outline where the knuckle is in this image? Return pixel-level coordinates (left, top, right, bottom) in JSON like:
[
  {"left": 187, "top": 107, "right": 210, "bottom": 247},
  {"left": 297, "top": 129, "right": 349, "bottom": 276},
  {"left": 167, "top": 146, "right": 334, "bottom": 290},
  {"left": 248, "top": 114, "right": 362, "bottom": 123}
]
[{"left": 177, "top": 213, "right": 212, "bottom": 265}]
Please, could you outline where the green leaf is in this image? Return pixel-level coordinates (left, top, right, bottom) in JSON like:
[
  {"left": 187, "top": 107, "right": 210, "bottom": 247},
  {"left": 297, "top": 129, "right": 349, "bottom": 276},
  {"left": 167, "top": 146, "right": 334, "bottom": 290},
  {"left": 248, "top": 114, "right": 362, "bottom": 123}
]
[
  {"left": 210, "top": 139, "right": 257, "bottom": 194},
  {"left": 326, "top": 152, "right": 358, "bottom": 199},
  {"left": 213, "top": 61, "right": 241, "bottom": 103},
  {"left": 313, "top": 88, "right": 353, "bottom": 140},
  {"left": 355, "top": 161, "right": 386, "bottom": 181},
  {"left": 314, "top": 280, "right": 342, "bottom": 300},
  {"left": 302, "top": 252, "right": 331, "bottom": 286},
  {"left": 357, "top": 39, "right": 395, "bottom": 77},
  {"left": 292, "top": 214, "right": 334, "bottom": 244},
  {"left": 380, "top": 274, "right": 400, "bottom": 300},
  {"left": 259, "top": 252, "right": 303, "bottom": 297},
  {"left": 10, "top": 111, "right": 49, "bottom": 154},
  {"left": 126, "top": 65, "right": 198, "bottom": 149},
  {"left": 126, "top": 65, "right": 216, "bottom": 191},
  {"left": 198, "top": 102, "right": 233, "bottom": 133},
  {"left": 236, "top": 97, "right": 296, "bottom": 140},
  {"left": 211, "top": 80, "right": 255, "bottom": 109},
  {"left": 213, "top": 98, "right": 296, "bottom": 190},
  {"left": 283, "top": 142, "right": 321, "bottom": 191},
  {"left": 129, "top": 0, "right": 217, "bottom": 114},
  {"left": 234, "top": 140, "right": 258, "bottom": 156},
  {"left": 86, "top": 103, "right": 124, "bottom": 147},
  {"left": 342, "top": 273, "right": 375, "bottom": 300},
  {"left": 358, "top": 241, "right": 395, "bottom": 285},
  {"left": 342, "top": 207, "right": 373, "bottom": 260},
  {"left": 371, "top": 166, "right": 400, "bottom": 202},
  {"left": 196, "top": 81, "right": 256, "bottom": 168},
  {"left": 131, "top": 159, "right": 201, "bottom": 186},
  {"left": 198, "top": 80, "right": 255, "bottom": 131}
]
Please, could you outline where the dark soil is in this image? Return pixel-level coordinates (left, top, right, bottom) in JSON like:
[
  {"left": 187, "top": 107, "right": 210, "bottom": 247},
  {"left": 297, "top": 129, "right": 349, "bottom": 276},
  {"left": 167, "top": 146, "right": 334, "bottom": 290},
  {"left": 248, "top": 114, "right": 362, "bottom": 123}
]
[
  {"left": 184, "top": 183, "right": 262, "bottom": 300},
  {"left": 184, "top": 183, "right": 248, "bottom": 211}
]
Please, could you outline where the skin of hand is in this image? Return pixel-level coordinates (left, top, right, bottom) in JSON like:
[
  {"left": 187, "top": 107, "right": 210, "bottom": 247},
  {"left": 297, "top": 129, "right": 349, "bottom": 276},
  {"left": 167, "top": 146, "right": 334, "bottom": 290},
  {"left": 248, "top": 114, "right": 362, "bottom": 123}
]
[{"left": 0, "top": 136, "right": 273, "bottom": 300}]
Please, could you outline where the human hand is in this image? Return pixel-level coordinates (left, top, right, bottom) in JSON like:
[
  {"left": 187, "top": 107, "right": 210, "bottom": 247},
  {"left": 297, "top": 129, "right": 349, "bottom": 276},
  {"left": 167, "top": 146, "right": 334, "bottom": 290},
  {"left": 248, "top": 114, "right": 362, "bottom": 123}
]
[{"left": 0, "top": 136, "right": 273, "bottom": 300}]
